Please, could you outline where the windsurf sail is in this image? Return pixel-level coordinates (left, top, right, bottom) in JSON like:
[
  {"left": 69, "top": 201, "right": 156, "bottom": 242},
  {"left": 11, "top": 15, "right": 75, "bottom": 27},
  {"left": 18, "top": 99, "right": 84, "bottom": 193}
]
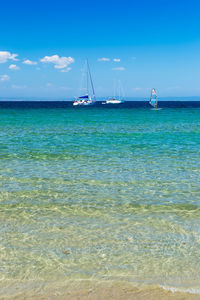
[{"left": 149, "top": 88, "right": 158, "bottom": 108}]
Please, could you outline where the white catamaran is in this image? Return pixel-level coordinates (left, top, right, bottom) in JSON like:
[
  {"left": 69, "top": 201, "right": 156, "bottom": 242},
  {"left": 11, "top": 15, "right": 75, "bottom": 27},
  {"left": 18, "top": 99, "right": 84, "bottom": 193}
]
[
  {"left": 73, "top": 59, "right": 96, "bottom": 106},
  {"left": 103, "top": 80, "right": 125, "bottom": 105},
  {"left": 149, "top": 88, "right": 158, "bottom": 108}
]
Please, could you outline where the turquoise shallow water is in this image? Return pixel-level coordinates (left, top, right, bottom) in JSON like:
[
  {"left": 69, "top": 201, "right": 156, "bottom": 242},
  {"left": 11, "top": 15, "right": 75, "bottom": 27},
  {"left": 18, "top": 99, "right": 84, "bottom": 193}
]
[{"left": 0, "top": 107, "right": 200, "bottom": 297}]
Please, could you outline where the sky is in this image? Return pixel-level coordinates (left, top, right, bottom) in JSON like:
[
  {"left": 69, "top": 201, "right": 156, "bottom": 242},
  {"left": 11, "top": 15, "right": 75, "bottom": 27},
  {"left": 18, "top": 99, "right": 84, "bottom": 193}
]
[{"left": 1, "top": 0, "right": 200, "bottom": 98}]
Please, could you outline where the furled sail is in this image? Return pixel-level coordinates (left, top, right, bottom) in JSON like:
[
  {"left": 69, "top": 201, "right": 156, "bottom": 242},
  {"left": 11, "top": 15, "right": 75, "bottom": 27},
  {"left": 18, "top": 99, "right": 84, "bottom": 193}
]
[{"left": 78, "top": 95, "right": 89, "bottom": 99}]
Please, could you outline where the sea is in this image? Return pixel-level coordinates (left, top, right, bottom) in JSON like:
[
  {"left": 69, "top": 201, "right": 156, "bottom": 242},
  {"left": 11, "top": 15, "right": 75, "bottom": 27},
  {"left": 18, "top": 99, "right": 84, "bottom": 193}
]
[{"left": 0, "top": 101, "right": 200, "bottom": 299}]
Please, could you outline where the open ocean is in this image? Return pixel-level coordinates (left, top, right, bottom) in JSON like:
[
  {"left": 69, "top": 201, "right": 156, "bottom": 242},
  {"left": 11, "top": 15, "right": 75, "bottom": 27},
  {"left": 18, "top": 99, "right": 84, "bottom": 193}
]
[{"left": 1, "top": 103, "right": 200, "bottom": 298}]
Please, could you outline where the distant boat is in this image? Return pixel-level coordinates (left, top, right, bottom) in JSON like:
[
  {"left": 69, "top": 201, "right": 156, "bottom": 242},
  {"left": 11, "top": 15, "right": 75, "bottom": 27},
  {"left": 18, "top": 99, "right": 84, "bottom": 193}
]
[
  {"left": 103, "top": 80, "right": 125, "bottom": 105},
  {"left": 103, "top": 97, "right": 125, "bottom": 105},
  {"left": 73, "top": 59, "right": 96, "bottom": 106},
  {"left": 149, "top": 88, "right": 158, "bottom": 108}
]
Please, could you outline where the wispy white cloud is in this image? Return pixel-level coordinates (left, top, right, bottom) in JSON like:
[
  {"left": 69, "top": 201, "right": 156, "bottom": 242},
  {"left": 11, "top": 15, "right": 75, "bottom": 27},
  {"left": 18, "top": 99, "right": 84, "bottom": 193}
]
[
  {"left": 0, "top": 74, "right": 10, "bottom": 81},
  {"left": 98, "top": 57, "right": 110, "bottom": 62},
  {"left": 9, "top": 64, "right": 20, "bottom": 70},
  {"left": 23, "top": 59, "right": 38, "bottom": 65},
  {"left": 40, "top": 55, "right": 74, "bottom": 69},
  {"left": 0, "top": 51, "right": 18, "bottom": 63},
  {"left": 60, "top": 67, "right": 71, "bottom": 72},
  {"left": 11, "top": 84, "right": 27, "bottom": 89},
  {"left": 59, "top": 86, "right": 72, "bottom": 90},
  {"left": 167, "top": 86, "right": 181, "bottom": 90},
  {"left": 46, "top": 82, "right": 53, "bottom": 87},
  {"left": 113, "top": 58, "right": 120, "bottom": 62},
  {"left": 112, "top": 67, "right": 125, "bottom": 71}
]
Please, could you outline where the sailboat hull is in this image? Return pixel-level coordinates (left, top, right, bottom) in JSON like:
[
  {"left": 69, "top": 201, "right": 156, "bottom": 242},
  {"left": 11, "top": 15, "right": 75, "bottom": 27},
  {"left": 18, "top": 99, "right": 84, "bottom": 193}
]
[
  {"left": 73, "top": 100, "right": 95, "bottom": 106},
  {"left": 103, "top": 99, "right": 124, "bottom": 104}
]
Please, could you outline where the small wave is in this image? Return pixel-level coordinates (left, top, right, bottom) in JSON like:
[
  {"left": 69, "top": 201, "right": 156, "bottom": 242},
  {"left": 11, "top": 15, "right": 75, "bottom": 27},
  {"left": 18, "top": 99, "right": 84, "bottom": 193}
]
[
  {"left": 160, "top": 285, "right": 200, "bottom": 295},
  {"left": 127, "top": 202, "right": 200, "bottom": 212}
]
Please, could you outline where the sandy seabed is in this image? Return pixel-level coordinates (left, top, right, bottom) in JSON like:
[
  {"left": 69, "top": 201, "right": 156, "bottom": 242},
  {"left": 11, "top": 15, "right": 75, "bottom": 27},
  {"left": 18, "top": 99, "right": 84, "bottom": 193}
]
[{"left": 1, "top": 281, "right": 200, "bottom": 300}]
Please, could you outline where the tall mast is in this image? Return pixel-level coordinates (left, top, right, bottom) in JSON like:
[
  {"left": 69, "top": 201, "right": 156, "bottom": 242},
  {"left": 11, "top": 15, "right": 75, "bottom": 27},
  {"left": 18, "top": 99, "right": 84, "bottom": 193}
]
[
  {"left": 114, "top": 79, "right": 116, "bottom": 98},
  {"left": 86, "top": 59, "right": 89, "bottom": 95},
  {"left": 87, "top": 59, "right": 96, "bottom": 100}
]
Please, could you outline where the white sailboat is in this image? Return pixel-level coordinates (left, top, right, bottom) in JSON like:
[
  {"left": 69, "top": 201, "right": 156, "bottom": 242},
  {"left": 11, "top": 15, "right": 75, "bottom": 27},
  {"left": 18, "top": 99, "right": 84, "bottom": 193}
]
[
  {"left": 73, "top": 59, "right": 96, "bottom": 106},
  {"left": 103, "top": 80, "right": 125, "bottom": 104},
  {"left": 149, "top": 88, "right": 158, "bottom": 109}
]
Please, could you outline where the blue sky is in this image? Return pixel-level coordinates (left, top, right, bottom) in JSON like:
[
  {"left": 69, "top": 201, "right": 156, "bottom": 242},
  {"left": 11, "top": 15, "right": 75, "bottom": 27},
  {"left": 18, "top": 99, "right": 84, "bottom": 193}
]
[{"left": 1, "top": 0, "right": 200, "bottom": 98}]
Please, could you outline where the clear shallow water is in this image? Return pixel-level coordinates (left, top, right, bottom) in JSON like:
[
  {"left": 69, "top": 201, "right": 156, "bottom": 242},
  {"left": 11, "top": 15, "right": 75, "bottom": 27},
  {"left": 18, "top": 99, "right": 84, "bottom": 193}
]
[{"left": 0, "top": 107, "right": 200, "bottom": 297}]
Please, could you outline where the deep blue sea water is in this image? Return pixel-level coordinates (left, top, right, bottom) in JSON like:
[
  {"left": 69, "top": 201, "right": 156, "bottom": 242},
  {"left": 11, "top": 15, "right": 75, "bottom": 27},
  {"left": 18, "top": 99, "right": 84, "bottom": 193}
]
[
  {"left": 1, "top": 100, "right": 200, "bottom": 108},
  {"left": 0, "top": 104, "right": 200, "bottom": 297}
]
